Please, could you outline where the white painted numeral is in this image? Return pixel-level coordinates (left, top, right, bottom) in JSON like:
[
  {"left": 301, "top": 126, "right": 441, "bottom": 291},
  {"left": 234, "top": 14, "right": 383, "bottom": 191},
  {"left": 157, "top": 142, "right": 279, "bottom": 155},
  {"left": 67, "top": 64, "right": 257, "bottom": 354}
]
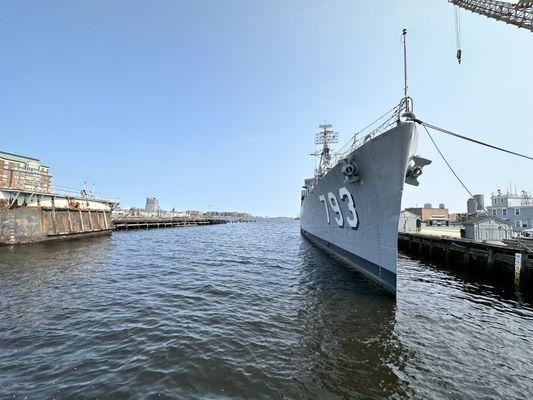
[
  {"left": 318, "top": 195, "right": 330, "bottom": 224},
  {"left": 327, "top": 192, "right": 344, "bottom": 227},
  {"left": 339, "top": 187, "right": 359, "bottom": 229}
]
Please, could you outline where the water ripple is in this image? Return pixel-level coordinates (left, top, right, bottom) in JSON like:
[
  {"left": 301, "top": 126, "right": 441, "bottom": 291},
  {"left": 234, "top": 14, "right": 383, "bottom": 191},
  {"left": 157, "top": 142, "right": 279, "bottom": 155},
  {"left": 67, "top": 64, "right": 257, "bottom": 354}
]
[{"left": 1, "top": 220, "right": 532, "bottom": 399}]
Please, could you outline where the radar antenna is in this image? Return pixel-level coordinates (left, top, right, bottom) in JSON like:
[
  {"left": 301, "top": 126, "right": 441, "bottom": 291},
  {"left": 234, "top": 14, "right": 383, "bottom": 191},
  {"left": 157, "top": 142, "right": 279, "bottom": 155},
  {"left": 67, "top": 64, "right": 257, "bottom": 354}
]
[{"left": 313, "top": 123, "right": 338, "bottom": 178}]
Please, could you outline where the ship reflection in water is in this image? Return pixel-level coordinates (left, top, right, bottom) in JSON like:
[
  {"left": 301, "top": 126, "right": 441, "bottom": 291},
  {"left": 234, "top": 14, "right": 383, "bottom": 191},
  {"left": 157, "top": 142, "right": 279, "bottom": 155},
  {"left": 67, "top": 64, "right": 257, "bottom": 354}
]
[{"left": 0, "top": 219, "right": 532, "bottom": 399}]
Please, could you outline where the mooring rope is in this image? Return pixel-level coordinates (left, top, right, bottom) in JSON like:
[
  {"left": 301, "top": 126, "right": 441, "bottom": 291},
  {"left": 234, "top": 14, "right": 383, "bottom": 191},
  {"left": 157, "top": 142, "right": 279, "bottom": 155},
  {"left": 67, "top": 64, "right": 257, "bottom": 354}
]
[
  {"left": 418, "top": 122, "right": 533, "bottom": 253},
  {"left": 416, "top": 120, "right": 533, "bottom": 162},
  {"left": 422, "top": 124, "right": 474, "bottom": 198}
]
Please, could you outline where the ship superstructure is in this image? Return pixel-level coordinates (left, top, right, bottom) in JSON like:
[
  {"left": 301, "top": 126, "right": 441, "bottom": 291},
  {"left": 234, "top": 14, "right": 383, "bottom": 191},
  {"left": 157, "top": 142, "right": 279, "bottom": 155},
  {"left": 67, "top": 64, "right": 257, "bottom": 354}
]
[{"left": 313, "top": 124, "right": 338, "bottom": 178}]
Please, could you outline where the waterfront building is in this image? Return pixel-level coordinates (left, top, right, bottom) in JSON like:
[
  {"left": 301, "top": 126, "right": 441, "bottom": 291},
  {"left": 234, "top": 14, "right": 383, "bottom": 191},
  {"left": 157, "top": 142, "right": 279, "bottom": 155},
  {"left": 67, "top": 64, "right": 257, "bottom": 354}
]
[
  {"left": 398, "top": 210, "right": 421, "bottom": 233},
  {"left": 463, "top": 216, "right": 512, "bottom": 242},
  {"left": 129, "top": 207, "right": 143, "bottom": 216},
  {"left": 486, "top": 189, "right": 533, "bottom": 232},
  {"left": 0, "top": 151, "right": 52, "bottom": 193},
  {"left": 405, "top": 203, "right": 451, "bottom": 226},
  {"left": 145, "top": 197, "right": 160, "bottom": 214},
  {"left": 455, "top": 213, "right": 469, "bottom": 222}
]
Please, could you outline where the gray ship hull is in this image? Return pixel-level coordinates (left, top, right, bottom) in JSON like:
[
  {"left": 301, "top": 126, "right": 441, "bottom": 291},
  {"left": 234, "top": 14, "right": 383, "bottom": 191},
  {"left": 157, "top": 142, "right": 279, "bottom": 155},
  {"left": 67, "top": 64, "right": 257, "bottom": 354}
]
[{"left": 300, "top": 121, "right": 418, "bottom": 294}]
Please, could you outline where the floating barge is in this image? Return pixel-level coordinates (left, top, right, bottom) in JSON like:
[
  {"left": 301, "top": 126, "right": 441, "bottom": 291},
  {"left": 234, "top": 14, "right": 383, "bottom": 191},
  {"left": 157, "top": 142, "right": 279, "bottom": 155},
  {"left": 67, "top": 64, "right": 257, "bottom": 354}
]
[
  {"left": 0, "top": 188, "right": 116, "bottom": 245},
  {"left": 0, "top": 151, "right": 117, "bottom": 245}
]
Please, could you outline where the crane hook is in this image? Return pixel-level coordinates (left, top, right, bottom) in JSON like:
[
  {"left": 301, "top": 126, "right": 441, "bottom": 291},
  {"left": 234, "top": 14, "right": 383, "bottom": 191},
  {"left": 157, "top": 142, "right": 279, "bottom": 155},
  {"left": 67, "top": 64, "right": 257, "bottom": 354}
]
[{"left": 454, "top": 6, "right": 462, "bottom": 64}]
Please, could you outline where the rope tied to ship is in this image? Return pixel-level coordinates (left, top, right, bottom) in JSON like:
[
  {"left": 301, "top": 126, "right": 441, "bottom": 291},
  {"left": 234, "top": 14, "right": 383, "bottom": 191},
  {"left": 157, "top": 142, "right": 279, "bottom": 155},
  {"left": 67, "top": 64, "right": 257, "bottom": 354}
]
[
  {"left": 412, "top": 119, "right": 533, "bottom": 162},
  {"left": 411, "top": 118, "right": 533, "bottom": 253}
]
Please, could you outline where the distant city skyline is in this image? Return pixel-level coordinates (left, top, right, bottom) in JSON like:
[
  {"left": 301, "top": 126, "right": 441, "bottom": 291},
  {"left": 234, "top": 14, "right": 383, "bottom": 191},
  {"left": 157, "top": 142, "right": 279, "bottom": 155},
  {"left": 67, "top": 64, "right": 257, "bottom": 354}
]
[{"left": 0, "top": 1, "right": 531, "bottom": 216}]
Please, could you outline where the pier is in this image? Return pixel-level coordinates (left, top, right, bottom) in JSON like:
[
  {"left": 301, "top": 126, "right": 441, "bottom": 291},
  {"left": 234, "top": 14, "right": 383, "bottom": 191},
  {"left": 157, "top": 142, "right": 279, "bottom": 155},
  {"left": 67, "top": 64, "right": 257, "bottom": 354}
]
[
  {"left": 112, "top": 217, "right": 229, "bottom": 230},
  {"left": 398, "top": 232, "right": 533, "bottom": 289}
]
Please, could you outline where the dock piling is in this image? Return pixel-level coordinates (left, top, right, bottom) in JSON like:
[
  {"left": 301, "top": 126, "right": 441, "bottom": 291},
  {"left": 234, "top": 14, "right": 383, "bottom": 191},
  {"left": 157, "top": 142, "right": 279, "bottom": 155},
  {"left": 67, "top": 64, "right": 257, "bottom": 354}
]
[{"left": 398, "top": 232, "right": 533, "bottom": 290}]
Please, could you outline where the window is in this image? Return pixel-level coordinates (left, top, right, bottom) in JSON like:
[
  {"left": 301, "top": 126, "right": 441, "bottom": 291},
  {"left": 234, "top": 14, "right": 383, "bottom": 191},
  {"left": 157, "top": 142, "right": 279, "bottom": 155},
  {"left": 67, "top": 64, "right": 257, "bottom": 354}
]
[
  {"left": 492, "top": 209, "right": 497, "bottom": 216},
  {"left": 523, "top": 221, "right": 528, "bottom": 228},
  {"left": 502, "top": 208, "right": 507, "bottom": 216},
  {"left": 515, "top": 220, "right": 522, "bottom": 228},
  {"left": 515, "top": 208, "right": 520, "bottom": 216}
]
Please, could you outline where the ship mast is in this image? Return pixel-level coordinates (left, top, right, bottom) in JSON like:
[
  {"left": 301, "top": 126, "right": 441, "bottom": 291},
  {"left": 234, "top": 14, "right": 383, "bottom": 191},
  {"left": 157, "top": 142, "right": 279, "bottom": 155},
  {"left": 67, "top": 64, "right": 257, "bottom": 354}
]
[
  {"left": 314, "top": 124, "right": 338, "bottom": 178},
  {"left": 400, "top": 28, "right": 413, "bottom": 115}
]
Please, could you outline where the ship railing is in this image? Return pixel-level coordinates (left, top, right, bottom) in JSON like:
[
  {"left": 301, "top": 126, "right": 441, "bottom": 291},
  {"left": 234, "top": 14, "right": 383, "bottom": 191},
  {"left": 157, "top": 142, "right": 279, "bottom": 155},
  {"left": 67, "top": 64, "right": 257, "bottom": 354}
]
[{"left": 331, "top": 99, "right": 411, "bottom": 166}]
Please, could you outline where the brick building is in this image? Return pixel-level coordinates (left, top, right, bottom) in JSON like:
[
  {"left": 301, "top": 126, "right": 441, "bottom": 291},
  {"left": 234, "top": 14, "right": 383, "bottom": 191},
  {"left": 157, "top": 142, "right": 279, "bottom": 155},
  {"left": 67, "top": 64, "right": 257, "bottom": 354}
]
[
  {"left": 0, "top": 151, "right": 52, "bottom": 193},
  {"left": 405, "top": 204, "right": 450, "bottom": 226}
]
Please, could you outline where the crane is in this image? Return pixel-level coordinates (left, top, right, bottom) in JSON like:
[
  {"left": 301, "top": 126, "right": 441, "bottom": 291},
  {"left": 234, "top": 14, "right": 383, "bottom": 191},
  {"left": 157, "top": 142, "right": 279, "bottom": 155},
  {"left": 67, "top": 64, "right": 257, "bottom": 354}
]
[
  {"left": 449, "top": 1, "right": 533, "bottom": 31},
  {"left": 449, "top": 1, "right": 532, "bottom": 63}
]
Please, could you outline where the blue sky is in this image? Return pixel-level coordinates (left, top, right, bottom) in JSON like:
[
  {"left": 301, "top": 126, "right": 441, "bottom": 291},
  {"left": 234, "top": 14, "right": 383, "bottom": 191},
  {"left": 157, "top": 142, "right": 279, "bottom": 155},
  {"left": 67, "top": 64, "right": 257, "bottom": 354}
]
[{"left": 0, "top": 1, "right": 531, "bottom": 216}]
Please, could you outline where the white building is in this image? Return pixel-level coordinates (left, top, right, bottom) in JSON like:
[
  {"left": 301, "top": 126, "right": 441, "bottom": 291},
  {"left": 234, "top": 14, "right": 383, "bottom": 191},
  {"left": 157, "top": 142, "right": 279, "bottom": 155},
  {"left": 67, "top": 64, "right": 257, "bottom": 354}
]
[
  {"left": 398, "top": 210, "right": 421, "bottom": 233},
  {"left": 486, "top": 189, "right": 533, "bottom": 232}
]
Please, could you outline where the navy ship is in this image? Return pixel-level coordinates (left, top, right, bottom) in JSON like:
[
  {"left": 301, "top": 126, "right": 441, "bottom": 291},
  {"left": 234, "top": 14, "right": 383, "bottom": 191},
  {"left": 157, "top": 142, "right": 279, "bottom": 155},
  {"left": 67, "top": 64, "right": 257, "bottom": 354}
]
[{"left": 300, "top": 96, "right": 431, "bottom": 294}]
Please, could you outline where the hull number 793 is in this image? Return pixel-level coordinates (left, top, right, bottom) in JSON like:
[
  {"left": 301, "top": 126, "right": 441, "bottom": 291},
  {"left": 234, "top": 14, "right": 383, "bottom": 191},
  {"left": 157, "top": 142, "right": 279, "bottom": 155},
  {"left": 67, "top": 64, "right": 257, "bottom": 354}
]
[{"left": 318, "top": 187, "right": 359, "bottom": 229}]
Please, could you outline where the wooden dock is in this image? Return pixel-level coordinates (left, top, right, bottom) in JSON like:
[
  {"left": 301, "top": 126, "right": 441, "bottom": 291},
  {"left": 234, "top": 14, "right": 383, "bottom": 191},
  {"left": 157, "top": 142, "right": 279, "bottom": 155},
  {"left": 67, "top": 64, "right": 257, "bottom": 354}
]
[
  {"left": 112, "top": 217, "right": 228, "bottom": 230},
  {"left": 398, "top": 232, "right": 533, "bottom": 289}
]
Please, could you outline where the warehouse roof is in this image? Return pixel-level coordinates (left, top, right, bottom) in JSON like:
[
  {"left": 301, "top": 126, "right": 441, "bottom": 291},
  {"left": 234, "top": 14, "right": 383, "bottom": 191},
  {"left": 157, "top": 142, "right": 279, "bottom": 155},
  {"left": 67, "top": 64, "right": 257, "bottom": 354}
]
[{"left": 463, "top": 216, "right": 511, "bottom": 226}]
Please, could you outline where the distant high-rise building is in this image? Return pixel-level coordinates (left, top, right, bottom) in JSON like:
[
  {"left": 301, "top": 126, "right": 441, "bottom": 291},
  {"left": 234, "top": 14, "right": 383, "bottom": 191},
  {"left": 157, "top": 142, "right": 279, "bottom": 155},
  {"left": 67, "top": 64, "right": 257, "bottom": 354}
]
[
  {"left": 467, "top": 194, "right": 485, "bottom": 214},
  {"left": 145, "top": 197, "right": 160, "bottom": 213},
  {"left": 467, "top": 197, "right": 478, "bottom": 214},
  {"left": 473, "top": 194, "right": 484, "bottom": 210}
]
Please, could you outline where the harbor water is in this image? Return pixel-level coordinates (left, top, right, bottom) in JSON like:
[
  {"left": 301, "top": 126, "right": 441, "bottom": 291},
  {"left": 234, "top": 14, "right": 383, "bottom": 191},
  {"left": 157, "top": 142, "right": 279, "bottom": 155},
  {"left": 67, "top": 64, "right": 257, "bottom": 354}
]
[{"left": 1, "top": 219, "right": 532, "bottom": 399}]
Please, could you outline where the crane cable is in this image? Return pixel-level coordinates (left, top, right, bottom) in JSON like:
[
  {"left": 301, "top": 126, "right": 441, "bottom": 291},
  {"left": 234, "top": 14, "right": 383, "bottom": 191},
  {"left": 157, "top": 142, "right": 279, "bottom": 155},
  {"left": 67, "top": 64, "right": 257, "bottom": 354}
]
[
  {"left": 454, "top": 6, "right": 462, "bottom": 64},
  {"left": 418, "top": 122, "right": 533, "bottom": 253}
]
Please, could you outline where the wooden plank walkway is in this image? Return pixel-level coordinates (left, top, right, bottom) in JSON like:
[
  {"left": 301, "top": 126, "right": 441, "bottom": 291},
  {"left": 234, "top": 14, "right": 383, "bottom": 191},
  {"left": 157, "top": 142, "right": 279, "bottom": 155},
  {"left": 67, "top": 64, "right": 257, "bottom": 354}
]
[{"left": 112, "top": 217, "right": 228, "bottom": 230}]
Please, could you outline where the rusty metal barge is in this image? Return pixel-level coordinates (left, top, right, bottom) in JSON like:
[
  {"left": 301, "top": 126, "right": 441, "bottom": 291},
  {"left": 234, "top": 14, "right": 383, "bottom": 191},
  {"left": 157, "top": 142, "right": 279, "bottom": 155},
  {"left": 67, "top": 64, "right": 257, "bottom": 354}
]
[{"left": 0, "top": 151, "right": 117, "bottom": 245}]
